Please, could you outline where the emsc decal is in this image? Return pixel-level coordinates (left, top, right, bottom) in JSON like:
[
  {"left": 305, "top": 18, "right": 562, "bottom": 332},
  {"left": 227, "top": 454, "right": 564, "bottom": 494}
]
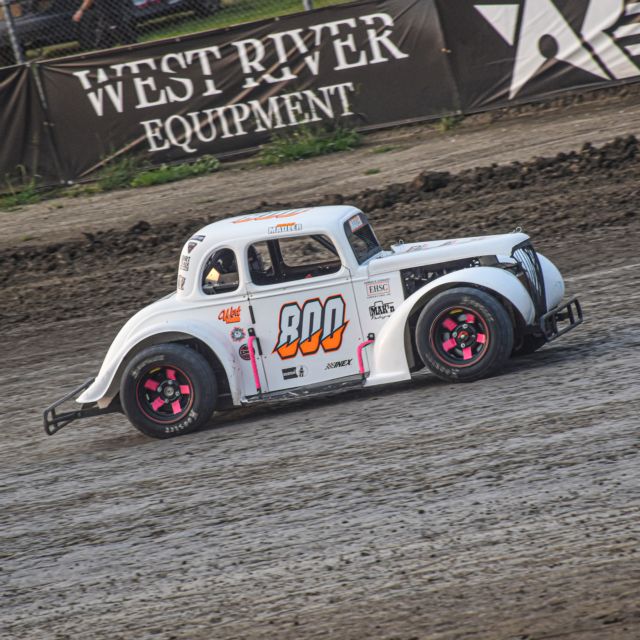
[{"left": 274, "top": 295, "right": 349, "bottom": 359}]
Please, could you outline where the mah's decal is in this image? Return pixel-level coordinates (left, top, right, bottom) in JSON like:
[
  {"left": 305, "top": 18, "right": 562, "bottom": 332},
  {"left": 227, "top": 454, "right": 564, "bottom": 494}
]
[{"left": 274, "top": 295, "right": 348, "bottom": 359}]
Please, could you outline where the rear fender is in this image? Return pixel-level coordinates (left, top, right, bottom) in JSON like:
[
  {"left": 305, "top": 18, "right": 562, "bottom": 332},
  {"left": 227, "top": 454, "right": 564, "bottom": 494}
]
[
  {"left": 77, "top": 322, "right": 240, "bottom": 407},
  {"left": 366, "top": 267, "right": 535, "bottom": 385}
]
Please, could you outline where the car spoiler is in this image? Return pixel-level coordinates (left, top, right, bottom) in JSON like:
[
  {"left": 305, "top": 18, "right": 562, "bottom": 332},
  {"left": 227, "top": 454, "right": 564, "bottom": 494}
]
[{"left": 43, "top": 378, "right": 120, "bottom": 436}]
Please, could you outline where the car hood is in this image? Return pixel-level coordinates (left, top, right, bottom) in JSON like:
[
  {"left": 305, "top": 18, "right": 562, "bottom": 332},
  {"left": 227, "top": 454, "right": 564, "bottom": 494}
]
[{"left": 368, "top": 232, "right": 529, "bottom": 274}]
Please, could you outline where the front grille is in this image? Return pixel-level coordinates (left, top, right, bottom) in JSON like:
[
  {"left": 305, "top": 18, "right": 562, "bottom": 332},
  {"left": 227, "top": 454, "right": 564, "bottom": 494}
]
[{"left": 512, "top": 242, "right": 547, "bottom": 318}]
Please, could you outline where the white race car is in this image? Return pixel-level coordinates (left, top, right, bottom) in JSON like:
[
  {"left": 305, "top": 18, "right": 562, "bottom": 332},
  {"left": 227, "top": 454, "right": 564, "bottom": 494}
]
[{"left": 44, "top": 206, "right": 582, "bottom": 438}]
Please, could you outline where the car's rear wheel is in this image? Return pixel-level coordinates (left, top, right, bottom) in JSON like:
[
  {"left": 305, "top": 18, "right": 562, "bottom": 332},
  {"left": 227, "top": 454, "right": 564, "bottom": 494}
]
[
  {"left": 415, "top": 287, "right": 513, "bottom": 382},
  {"left": 120, "top": 343, "right": 217, "bottom": 438}
]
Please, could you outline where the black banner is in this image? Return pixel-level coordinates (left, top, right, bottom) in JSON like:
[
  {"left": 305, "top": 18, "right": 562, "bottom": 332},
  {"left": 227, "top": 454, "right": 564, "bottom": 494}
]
[
  {"left": 3, "top": 0, "right": 640, "bottom": 187},
  {"left": 37, "top": 0, "right": 457, "bottom": 181},
  {"left": 438, "top": 0, "right": 640, "bottom": 110},
  {"left": 0, "top": 64, "right": 58, "bottom": 185}
]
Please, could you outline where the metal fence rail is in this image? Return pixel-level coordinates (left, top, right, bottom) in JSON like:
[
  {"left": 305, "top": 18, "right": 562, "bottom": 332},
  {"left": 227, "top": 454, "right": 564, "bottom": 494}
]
[{"left": 0, "top": 0, "right": 347, "bottom": 67}]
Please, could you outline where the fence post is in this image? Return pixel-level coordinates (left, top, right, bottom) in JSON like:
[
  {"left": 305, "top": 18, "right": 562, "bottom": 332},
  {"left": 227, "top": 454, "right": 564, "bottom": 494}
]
[
  {"left": 303, "top": 0, "right": 314, "bottom": 10},
  {"left": 1, "top": 0, "right": 24, "bottom": 64}
]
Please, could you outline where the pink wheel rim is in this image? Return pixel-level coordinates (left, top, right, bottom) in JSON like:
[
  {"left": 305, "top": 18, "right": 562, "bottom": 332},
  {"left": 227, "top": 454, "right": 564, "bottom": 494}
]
[
  {"left": 429, "top": 306, "right": 490, "bottom": 368},
  {"left": 136, "top": 365, "right": 194, "bottom": 424}
]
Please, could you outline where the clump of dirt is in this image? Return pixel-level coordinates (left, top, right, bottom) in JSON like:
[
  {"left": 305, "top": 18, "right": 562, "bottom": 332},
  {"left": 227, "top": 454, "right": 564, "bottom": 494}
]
[{"left": 316, "top": 134, "right": 639, "bottom": 213}]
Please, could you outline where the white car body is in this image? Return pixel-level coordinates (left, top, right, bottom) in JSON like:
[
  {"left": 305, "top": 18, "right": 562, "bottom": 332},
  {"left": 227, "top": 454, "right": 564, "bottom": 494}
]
[{"left": 44, "top": 205, "right": 582, "bottom": 436}]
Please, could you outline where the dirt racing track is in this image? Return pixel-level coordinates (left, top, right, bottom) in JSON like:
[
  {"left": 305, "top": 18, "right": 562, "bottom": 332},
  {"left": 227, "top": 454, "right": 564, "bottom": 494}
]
[{"left": 1, "top": 94, "right": 640, "bottom": 639}]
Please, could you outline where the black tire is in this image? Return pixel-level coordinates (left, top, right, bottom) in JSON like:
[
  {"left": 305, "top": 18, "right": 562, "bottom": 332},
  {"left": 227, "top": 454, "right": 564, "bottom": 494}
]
[
  {"left": 120, "top": 343, "right": 217, "bottom": 439},
  {"left": 415, "top": 287, "right": 514, "bottom": 382},
  {"left": 192, "top": 0, "right": 220, "bottom": 18},
  {"left": 512, "top": 333, "right": 547, "bottom": 357}
]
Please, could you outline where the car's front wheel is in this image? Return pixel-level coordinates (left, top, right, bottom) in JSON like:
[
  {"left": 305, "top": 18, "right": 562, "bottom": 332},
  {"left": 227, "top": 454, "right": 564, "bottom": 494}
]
[
  {"left": 415, "top": 287, "right": 514, "bottom": 382},
  {"left": 120, "top": 343, "right": 217, "bottom": 438}
]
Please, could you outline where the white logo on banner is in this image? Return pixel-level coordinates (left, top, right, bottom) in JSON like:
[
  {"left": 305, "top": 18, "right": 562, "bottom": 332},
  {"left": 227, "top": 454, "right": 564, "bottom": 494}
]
[
  {"left": 70, "top": 12, "right": 409, "bottom": 154},
  {"left": 475, "top": 0, "right": 640, "bottom": 98}
]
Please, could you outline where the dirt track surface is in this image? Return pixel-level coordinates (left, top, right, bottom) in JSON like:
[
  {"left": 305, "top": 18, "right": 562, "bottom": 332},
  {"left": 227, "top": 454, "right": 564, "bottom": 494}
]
[{"left": 2, "top": 91, "right": 640, "bottom": 639}]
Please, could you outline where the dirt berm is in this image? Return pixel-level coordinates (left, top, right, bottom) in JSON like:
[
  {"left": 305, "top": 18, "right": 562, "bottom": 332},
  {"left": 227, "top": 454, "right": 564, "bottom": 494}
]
[{"left": 1, "top": 92, "right": 639, "bottom": 640}]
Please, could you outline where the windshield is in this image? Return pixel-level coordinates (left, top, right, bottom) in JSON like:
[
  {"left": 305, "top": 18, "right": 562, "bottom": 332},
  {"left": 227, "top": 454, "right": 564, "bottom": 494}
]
[{"left": 344, "top": 213, "right": 383, "bottom": 264}]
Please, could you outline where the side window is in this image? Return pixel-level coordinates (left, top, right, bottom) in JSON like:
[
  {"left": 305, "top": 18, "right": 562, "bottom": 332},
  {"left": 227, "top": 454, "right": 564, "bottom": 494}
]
[
  {"left": 344, "top": 214, "right": 383, "bottom": 264},
  {"left": 248, "top": 235, "right": 341, "bottom": 286},
  {"left": 202, "top": 248, "right": 239, "bottom": 295},
  {"left": 248, "top": 242, "right": 275, "bottom": 285}
]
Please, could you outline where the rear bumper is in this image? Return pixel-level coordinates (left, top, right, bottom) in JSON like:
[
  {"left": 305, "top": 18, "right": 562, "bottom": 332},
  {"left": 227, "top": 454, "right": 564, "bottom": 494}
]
[
  {"left": 43, "top": 378, "right": 120, "bottom": 436},
  {"left": 540, "top": 297, "right": 583, "bottom": 341}
]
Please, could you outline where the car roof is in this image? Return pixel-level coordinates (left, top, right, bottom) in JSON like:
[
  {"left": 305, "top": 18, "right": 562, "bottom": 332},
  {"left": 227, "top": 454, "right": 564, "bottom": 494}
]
[{"left": 190, "top": 205, "right": 363, "bottom": 246}]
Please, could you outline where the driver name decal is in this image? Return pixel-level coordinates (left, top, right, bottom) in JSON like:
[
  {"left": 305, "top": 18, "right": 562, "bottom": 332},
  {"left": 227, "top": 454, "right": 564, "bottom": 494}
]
[{"left": 275, "top": 295, "right": 349, "bottom": 359}]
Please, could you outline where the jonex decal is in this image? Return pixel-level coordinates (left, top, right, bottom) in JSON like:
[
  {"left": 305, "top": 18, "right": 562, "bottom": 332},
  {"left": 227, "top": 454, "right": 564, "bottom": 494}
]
[
  {"left": 325, "top": 359, "right": 352, "bottom": 370},
  {"left": 369, "top": 300, "right": 395, "bottom": 320},
  {"left": 274, "top": 294, "right": 349, "bottom": 359},
  {"left": 475, "top": 0, "right": 640, "bottom": 99},
  {"left": 180, "top": 255, "right": 191, "bottom": 271},
  {"left": 366, "top": 279, "right": 390, "bottom": 298},
  {"left": 219, "top": 306, "right": 241, "bottom": 324}
]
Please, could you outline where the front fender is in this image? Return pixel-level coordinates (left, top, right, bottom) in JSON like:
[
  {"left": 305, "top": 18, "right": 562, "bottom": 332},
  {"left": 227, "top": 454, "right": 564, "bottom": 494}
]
[
  {"left": 77, "top": 321, "right": 240, "bottom": 407},
  {"left": 366, "top": 267, "right": 535, "bottom": 385}
]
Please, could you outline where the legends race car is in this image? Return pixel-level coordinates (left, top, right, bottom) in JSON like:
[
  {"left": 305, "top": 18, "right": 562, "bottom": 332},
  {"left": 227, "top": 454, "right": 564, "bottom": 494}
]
[{"left": 44, "top": 206, "right": 582, "bottom": 438}]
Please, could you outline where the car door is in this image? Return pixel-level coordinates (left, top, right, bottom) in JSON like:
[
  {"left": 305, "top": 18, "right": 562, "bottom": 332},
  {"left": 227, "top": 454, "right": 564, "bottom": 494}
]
[{"left": 245, "top": 233, "right": 365, "bottom": 393}]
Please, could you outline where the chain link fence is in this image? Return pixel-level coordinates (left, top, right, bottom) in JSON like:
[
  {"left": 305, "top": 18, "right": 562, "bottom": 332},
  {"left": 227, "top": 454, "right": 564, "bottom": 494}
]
[{"left": 0, "top": 0, "right": 348, "bottom": 67}]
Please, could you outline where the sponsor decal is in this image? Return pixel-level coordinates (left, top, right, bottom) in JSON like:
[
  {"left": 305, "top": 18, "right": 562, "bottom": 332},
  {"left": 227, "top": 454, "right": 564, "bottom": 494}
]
[
  {"left": 180, "top": 255, "right": 191, "bottom": 271},
  {"left": 186, "top": 234, "right": 206, "bottom": 253},
  {"left": 366, "top": 279, "right": 390, "bottom": 298},
  {"left": 475, "top": 0, "right": 640, "bottom": 99},
  {"left": 219, "top": 306, "right": 241, "bottom": 324},
  {"left": 326, "top": 358, "right": 352, "bottom": 370},
  {"left": 274, "top": 294, "right": 348, "bottom": 359},
  {"left": 268, "top": 222, "right": 302, "bottom": 235},
  {"left": 282, "top": 365, "right": 308, "bottom": 380},
  {"left": 230, "top": 327, "right": 246, "bottom": 342},
  {"left": 177, "top": 275, "right": 186, "bottom": 291},
  {"left": 369, "top": 300, "right": 395, "bottom": 320},
  {"left": 232, "top": 209, "right": 309, "bottom": 224},
  {"left": 348, "top": 214, "right": 365, "bottom": 232},
  {"left": 239, "top": 344, "right": 251, "bottom": 361}
]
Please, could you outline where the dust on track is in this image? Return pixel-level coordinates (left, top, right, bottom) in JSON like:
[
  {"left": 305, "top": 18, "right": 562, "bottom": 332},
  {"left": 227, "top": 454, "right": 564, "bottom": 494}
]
[{"left": 1, "top": 96, "right": 640, "bottom": 639}]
